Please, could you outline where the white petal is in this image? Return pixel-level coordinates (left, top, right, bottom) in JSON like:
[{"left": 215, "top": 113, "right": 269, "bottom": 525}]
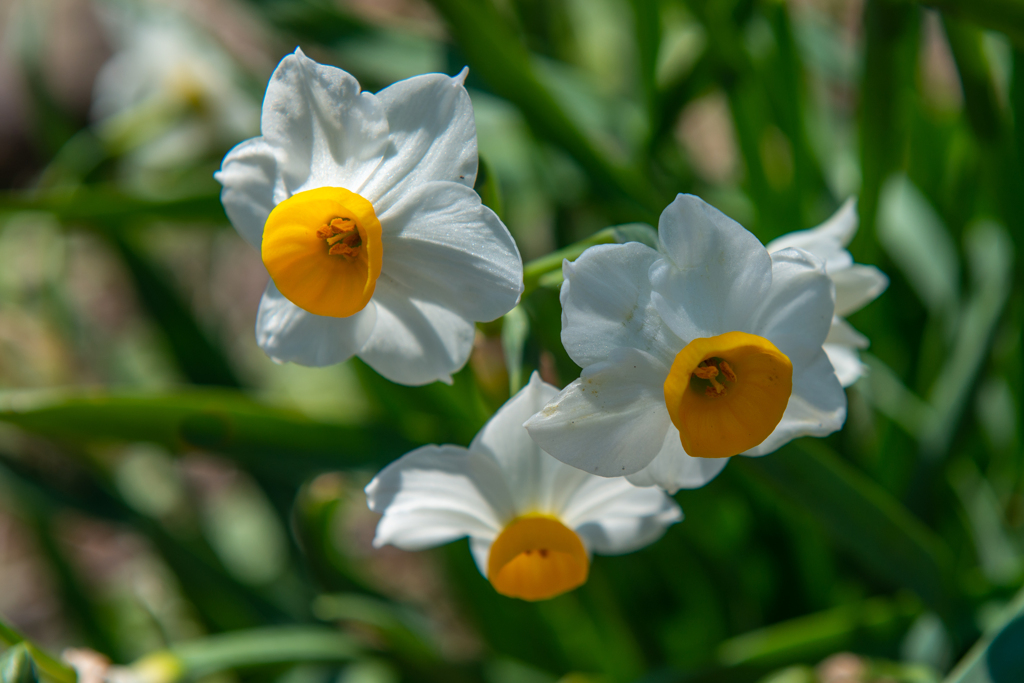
[
  {"left": 469, "top": 372, "right": 592, "bottom": 516},
  {"left": 365, "top": 445, "right": 511, "bottom": 551},
  {"left": 824, "top": 343, "right": 866, "bottom": 387},
  {"left": 832, "top": 264, "right": 889, "bottom": 317},
  {"left": 215, "top": 138, "right": 285, "bottom": 250},
  {"left": 625, "top": 427, "right": 729, "bottom": 493},
  {"left": 826, "top": 316, "right": 869, "bottom": 349},
  {"left": 745, "top": 348, "right": 846, "bottom": 455},
  {"left": 651, "top": 194, "right": 772, "bottom": 341},
  {"left": 524, "top": 348, "right": 671, "bottom": 477},
  {"left": 261, "top": 48, "right": 388, "bottom": 193},
  {"left": 469, "top": 537, "right": 493, "bottom": 577},
  {"left": 356, "top": 276, "right": 476, "bottom": 386},
  {"left": 766, "top": 198, "right": 858, "bottom": 272},
  {"left": 746, "top": 248, "right": 834, "bottom": 370},
  {"left": 255, "top": 281, "right": 377, "bottom": 367},
  {"left": 359, "top": 69, "right": 477, "bottom": 214},
  {"left": 560, "top": 242, "right": 682, "bottom": 368},
  {"left": 377, "top": 181, "right": 522, "bottom": 322},
  {"left": 560, "top": 477, "right": 682, "bottom": 555}
]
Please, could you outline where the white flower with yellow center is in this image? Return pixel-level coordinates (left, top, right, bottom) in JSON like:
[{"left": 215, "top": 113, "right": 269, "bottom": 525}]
[
  {"left": 524, "top": 194, "right": 847, "bottom": 493},
  {"left": 365, "top": 373, "right": 681, "bottom": 601},
  {"left": 766, "top": 199, "right": 888, "bottom": 387},
  {"left": 215, "top": 49, "right": 523, "bottom": 385}
]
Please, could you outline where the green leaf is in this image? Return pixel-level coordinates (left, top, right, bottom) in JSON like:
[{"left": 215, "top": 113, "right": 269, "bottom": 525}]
[
  {"left": 0, "top": 188, "right": 225, "bottom": 226},
  {"left": 0, "top": 645, "right": 38, "bottom": 683},
  {"left": 716, "top": 594, "right": 920, "bottom": 670},
  {"left": 108, "top": 232, "right": 243, "bottom": 388},
  {"left": 0, "top": 616, "right": 75, "bottom": 683},
  {"left": 877, "top": 174, "right": 961, "bottom": 325},
  {"left": 857, "top": 1, "right": 919, "bottom": 258},
  {"left": 501, "top": 305, "right": 530, "bottom": 395},
  {"left": 425, "top": 0, "right": 664, "bottom": 217},
  {"left": 132, "top": 627, "right": 360, "bottom": 683},
  {"left": 944, "top": 584, "right": 1024, "bottom": 682},
  {"left": 739, "top": 441, "right": 957, "bottom": 614},
  {"left": 919, "top": 0, "right": 1024, "bottom": 50},
  {"left": 920, "top": 221, "right": 1015, "bottom": 458},
  {"left": 0, "top": 389, "right": 410, "bottom": 475},
  {"left": 521, "top": 223, "right": 658, "bottom": 296}
]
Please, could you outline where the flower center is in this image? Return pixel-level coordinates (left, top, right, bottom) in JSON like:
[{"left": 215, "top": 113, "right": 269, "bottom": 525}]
[
  {"left": 487, "top": 515, "right": 589, "bottom": 601},
  {"left": 261, "top": 187, "right": 383, "bottom": 318},
  {"left": 663, "top": 331, "right": 793, "bottom": 459}
]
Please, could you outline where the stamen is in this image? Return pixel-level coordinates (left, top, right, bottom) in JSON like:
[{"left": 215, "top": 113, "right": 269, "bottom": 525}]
[
  {"left": 318, "top": 217, "right": 362, "bottom": 259},
  {"left": 707, "top": 375, "right": 725, "bottom": 394},
  {"left": 693, "top": 365, "right": 719, "bottom": 380},
  {"left": 720, "top": 361, "right": 737, "bottom": 383}
]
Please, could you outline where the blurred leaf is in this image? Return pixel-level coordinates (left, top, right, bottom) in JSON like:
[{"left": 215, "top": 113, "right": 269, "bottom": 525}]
[
  {"left": 0, "top": 189, "right": 225, "bottom": 226},
  {"left": 427, "top": 0, "right": 664, "bottom": 217},
  {"left": 943, "top": 583, "right": 1024, "bottom": 682},
  {"left": 522, "top": 223, "right": 658, "bottom": 296},
  {"left": 0, "top": 616, "right": 75, "bottom": 683},
  {"left": 313, "top": 594, "right": 440, "bottom": 666},
  {"left": 132, "top": 627, "right": 359, "bottom": 683},
  {"left": 944, "top": 19, "right": 1007, "bottom": 144},
  {"left": 877, "top": 174, "right": 961, "bottom": 324},
  {"left": 740, "top": 441, "right": 957, "bottom": 614},
  {"left": 921, "top": 0, "right": 1024, "bottom": 49},
  {"left": 475, "top": 155, "right": 504, "bottom": 220},
  {"left": 0, "top": 645, "right": 38, "bottom": 683},
  {"left": 109, "top": 232, "right": 242, "bottom": 388},
  {"left": 862, "top": 353, "right": 937, "bottom": 437},
  {"left": 948, "top": 459, "right": 1022, "bottom": 585},
  {"left": 716, "top": 594, "right": 920, "bottom": 670},
  {"left": 858, "top": 1, "right": 919, "bottom": 256},
  {"left": 0, "top": 390, "right": 410, "bottom": 476},
  {"left": 920, "top": 221, "right": 1014, "bottom": 458},
  {"left": 502, "top": 306, "right": 530, "bottom": 395}
]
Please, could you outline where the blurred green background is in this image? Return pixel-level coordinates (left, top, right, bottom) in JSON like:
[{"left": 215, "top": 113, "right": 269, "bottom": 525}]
[{"left": 0, "top": 0, "right": 1023, "bottom": 682}]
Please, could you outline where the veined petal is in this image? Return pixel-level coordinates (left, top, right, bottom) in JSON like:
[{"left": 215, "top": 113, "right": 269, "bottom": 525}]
[
  {"left": 766, "top": 199, "right": 858, "bottom": 272},
  {"left": 359, "top": 69, "right": 477, "bottom": 214},
  {"left": 747, "top": 248, "right": 835, "bottom": 370},
  {"left": 824, "top": 343, "right": 866, "bottom": 387},
  {"left": 255, "top": 281, "right": 377, "bottom": 366},
  {"left": 366, "top": 445, "right": 512, "bottom": 550},
  {"left": 651, "top": 194, "right": 773, "bottom": 341},
  {"left": 524, "top": 348, "right": 671, "bottom": 477},
  {"left": 356, "top": 276, "right": 476, "bottom": 386},
  {"left": 560, "top": 242, "right": 682, "bottom": 368},
  {"left": 560, "top": 477, "right": 681, "bottom": 555},
  {"left": 625, "top": 427, "right": 729, "bottom": 493},
  {"left": 261, "top": 48, "right": 388, "bottom": 193},
  {"left": 216, "top": 138, "right": 286, "bottom": 250},
  {"left": 745, "top": 348, "right": 846, "bottom": 456},
  {"left": 377, "top": 181, "right": 522, "bottom": 322},
  {"left": 833, "top": 264, "right": 889, "bottom": 317}
]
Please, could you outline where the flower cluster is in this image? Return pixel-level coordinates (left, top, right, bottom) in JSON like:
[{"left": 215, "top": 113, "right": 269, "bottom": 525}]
[{"left": 217, "top": 49, "right": 887, "bottom": 601}]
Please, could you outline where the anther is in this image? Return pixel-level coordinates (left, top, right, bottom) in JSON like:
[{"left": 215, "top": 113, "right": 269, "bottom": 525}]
[
  {"left": 318, "top": 217, "right": 362, "bottom": 258},
  {"left": 720, "top": 361, "right": 737, "bottom": 383},
  {"left": 693, "top": 365, "right": 720, "bottom": 380}
]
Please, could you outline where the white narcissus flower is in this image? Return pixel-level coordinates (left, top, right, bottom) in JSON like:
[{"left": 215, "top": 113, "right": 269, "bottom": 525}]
[
  {"left": 365, "top": 373, "right": 681, "bottom": 601},
  {"left": 93, "top": 7, "right": 259, "bottom": 168},
  {"left": 216, "top": 49, "right": 523, "bottom": 386},
  {"left": 525, "top": 194, "right": 847, "bottom": 493},
  {"left": 766, "top": 199, "right": 889, "bottom": 387}
]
